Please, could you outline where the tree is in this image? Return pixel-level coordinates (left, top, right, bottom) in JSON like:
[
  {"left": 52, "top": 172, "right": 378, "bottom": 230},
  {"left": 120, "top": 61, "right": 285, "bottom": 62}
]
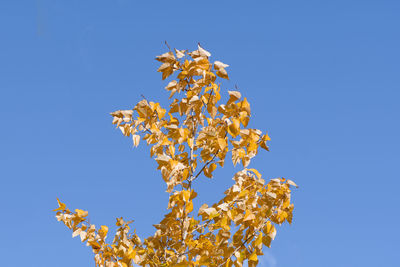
[{"left": 54, "top": 44, "right": 297, "bottom": 267}]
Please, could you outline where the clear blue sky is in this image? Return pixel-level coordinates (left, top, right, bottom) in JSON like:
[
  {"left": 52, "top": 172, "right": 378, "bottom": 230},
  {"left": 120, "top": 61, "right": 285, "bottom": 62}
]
[{"left": 1, "top": 1, "right": 399, "bottom": 266}]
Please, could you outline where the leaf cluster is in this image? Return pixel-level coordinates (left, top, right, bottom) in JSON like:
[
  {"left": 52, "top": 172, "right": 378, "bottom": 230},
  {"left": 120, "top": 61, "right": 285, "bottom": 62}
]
[{"left": 54, "top": 45, "right": 297, "bottom": 267}]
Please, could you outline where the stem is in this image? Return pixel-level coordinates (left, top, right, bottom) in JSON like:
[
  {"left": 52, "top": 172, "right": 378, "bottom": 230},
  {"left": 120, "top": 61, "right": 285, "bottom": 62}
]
[{"left": 189, "top": 152, "right": 218, "bottom": 183}]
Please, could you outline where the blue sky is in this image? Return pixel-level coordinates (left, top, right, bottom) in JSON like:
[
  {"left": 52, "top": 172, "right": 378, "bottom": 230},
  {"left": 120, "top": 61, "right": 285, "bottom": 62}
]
[{"left": 1, "top": 0, "right": 399, "bottom": 266}]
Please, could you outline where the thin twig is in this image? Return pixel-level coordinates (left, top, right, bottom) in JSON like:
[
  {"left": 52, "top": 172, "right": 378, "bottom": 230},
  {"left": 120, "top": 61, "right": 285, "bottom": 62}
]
[
  {"left": 189, "top": 152, "right": 219, "bottom": 183},
  {"left": 164, "top": 41, "right": 171, "bottom": 51}
]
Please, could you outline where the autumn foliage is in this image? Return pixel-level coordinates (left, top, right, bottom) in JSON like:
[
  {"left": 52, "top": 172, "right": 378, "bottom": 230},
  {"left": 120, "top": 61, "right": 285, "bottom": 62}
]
[{"left": 54, "top": 44, "right": 297, "bottom": 267}]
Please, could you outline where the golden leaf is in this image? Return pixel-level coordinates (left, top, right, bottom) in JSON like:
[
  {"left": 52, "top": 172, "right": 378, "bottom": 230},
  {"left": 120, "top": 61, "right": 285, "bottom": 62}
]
[
  {"left": 99, "top": 225, "right": 108, "bottom": 238},
  {"left": 75, "top": 209, "right": 88, "bottom": 218},
  {"left": 127, "top": 247, "right": 136, "bottom": 259},
  {"left": 228, "top": 118, "right": 240, "bottom": 138},
  {"left": 185, "top": 201, "right": 193, "bottom": 213},
  {"left": 243, "top": 210, "right": 255, "bottom": 222},
  {"left": 214, "top": 60, "right": 229, "bottom": 70},
  {"left": 216, "top": 68, "right": 229, "bottom": 79},
  {"left": 249, "top": 251, "right": 258, "bottom": 262},
  {"left": 175, "top": 48, "right": 186, "bottom": 59},
  {"left": 254, "top": 233, "right": 263, "bottom": 248},
  {"left": 262, "top": 235, "right": 272, "bottom": 248},
  {"left": 248, "top": 168, "right": 262, "bottom": 179},
  {"left": 53, "top": 198, "right": 66, "bottom": 211},
  {"left": 155, "top": 51, "right": 176, "bottom": 63},
  {"left": 227, "top": 90, "right": 241, "bottom": 104},
  {"left": 132, "top": 134, "right": 140, "bottom": 147},
  {"left": 287, "top": 179, "right": 299, "bottom": 188}
]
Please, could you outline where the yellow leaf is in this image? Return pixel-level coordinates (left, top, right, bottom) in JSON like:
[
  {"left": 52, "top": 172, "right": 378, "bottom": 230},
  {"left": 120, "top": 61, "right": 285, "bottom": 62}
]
[
  {"left": 287, "top": 179, "right": 299, "bottom": 188},
  {"left": 155, "top": 51, "right": 175, "bottom": 63},
  {"left": 228, "top": 118, "right": 240, "bottom": 138},
  {"left": 116, "top": 217, "right": 125, "bottom": 226},
  {"left": 214, "top": 61, "right": 229, "bottom": 70},
  {"left": 99, "top": 225, "right": 108, "bottom": 238},
  {"left": 198, "top": 44, "right": 211, "bottom": 57},
  {"left": 216, "top": 68, "right": 229, "bottom": 79},
  {"left": 227, "top": 90, "right": 241, "bottom": 105},
  {"left": 75, "top": 209, "right": 88, "bottom": 218},
  {"left": 204, "top": 163, "right": 217, "bottom": 178},
  {"left": 262, "top": 235, "right": 272, "bottom": 248},
  {"left": 249, "top": 251, "right": 258, "bottom": 261},
  {"left": 182, "top": 190, "right": 191, "bottom": 202},
  {"left": 217, "top": 137, "right": 227, "bottom": 151},
  {"left": 238, "top": 189, "right": 249, "bottom": 198},
  {"left": 72, "top": 228, "right": 81, "bottom": 238},
  {"left": 255, "top": 233, "right": 263, "bottom": 247},
  {"left": 168, "top": 145, "right": 175, "bottom": 157},
  {"left": 240, "top": 97, "right": 251, "bottom": 115},
  {"left": 165, "top": 80, "right": 178, "bottom": 91},
  {"left": 53, "top": 198, "right": 66, "bottom": 211},
  {"left": 239, "top": 111, "right": 250, "bottom": 127},
  {"left": 185, "top": 201, "right": 193, "bottom": 213},
  {"left": 203, "top": 207, "right": 219, "bottom": 219},
  {"left": 248, "top": 168, "right": 262, "bottom": 179},
  {"left": 209, "top": 162, "right": 217, "bottom": 173},
  {"left": 132, "top": 134, "right": 140, "bottom": 147},
  {"left": 260, "top": 138, "right": 270, "bottom": 151},
  {"left": 243, "top": 210, "right": 255, "bottom": 222},
  {"left": 127, "top": 247, "right": 136, "bottom": 259},
  {"left": 269, "top": 225, "right": 277, "bottom": 240},
  {"left": 263, "top": 133, "right": 271, "bottom": 142},
  {"left": 266, "top": 192, "right": 276, "bottom": 199},
  {"left": 175, "top": 48, "right": 186, "bottom": 58},
  {"left": 79, "top": 231, "right": 87, "bottom": 242},
  {"left": 88, "top": 240, "right": 101, "bottom": 250},
  {"left": 265, "top": 221, "right": 272, "bottom": 233},
  {"left": 156, "top": 105, "right": 166, "bottom": 119},
  {"left": 219, "top": 215, "right": 230, "bottom": 231},
  {"left": 188, "top": 137, "right": 194, "bottom": 148}
]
